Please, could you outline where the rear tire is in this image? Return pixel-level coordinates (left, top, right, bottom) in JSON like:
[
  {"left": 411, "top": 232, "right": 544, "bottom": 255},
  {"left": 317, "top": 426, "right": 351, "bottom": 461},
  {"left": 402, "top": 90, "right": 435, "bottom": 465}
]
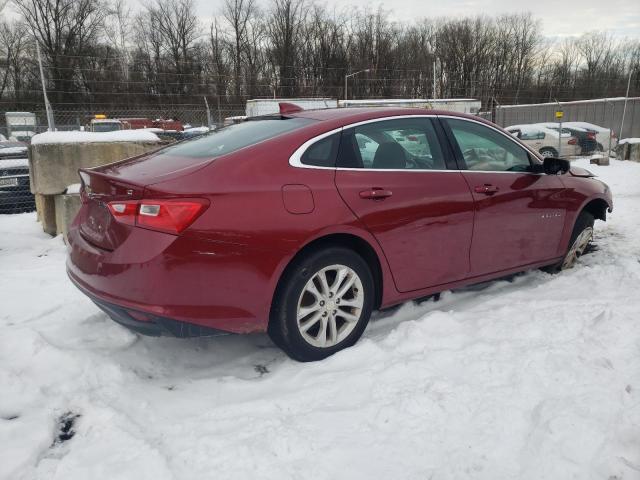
[{"left": 268, "top": 247, "right": 374, "bottom": 362}]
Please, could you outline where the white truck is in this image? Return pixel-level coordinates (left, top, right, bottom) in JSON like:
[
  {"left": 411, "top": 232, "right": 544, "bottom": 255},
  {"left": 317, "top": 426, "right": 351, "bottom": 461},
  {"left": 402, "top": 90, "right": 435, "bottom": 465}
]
[
  {"left": 5, "top": 112, "right": 37, "bottom": 142},
  {"left": 244, "top": 97, "right": 482, "bottom": 118},
  {"left": 339, "top": 98, "right": 481, "bottom": 115},
  {"left": 245, "top": 98, "right": 338, "bottom": 117}
]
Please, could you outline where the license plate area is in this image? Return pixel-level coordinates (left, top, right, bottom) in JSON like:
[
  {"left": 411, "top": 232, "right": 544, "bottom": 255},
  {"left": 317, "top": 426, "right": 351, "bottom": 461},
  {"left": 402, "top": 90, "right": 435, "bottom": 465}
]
[
  {"left": 80, "top": 201, "right": 113, "bottom": 245},
  {"left": 0, "top": 177, "right": 19, "bottom": 188}
]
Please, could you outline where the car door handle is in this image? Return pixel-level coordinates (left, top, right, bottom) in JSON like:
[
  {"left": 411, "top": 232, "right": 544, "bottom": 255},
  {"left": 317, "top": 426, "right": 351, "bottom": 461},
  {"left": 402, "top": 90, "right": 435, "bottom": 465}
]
[
  {"left": 474, "top": 184, "right": 499, "bottom": 195},
  {"left": 359, "top": 188, "right": 393, "bottom": 200}
]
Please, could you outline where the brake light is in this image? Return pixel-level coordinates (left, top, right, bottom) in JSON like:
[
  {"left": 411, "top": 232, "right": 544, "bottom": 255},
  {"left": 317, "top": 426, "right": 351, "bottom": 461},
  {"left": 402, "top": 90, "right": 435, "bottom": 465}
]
[
  {"left": 568, "top": 137, "right": 577, "bottom": 145},
  {"left": 107, "top": 201, "right": 137, "bottom": 226},
  {"left": 107, "top": 199, "right": 209, "bottom": 234},
  {"left": 406, "top": 135, "right": 418, "bottom": 141},
  {"left": 587, "top": 132, "right": 596, "bottom": 140}
]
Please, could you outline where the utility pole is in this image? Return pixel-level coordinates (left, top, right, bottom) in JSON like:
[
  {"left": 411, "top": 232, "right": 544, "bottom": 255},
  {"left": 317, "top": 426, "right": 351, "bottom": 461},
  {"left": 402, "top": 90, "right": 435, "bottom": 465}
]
[
  {"left": 344, "top": 69, "right": 371, "bottom": 101},
  {"left": 204, "top": 96, "right": 212, "bottom": 128},
  {"left": 555, "top": 99, "right": 563, "bottom": 158},
  {"left": 619, "top": 69, "right": 633, "bottom": 140},
  {"left": 36, "top": 42, "right": 55, "bottom": 131},
  {"left": 433, "top": 60, "right": 437, "bottom": 99}
]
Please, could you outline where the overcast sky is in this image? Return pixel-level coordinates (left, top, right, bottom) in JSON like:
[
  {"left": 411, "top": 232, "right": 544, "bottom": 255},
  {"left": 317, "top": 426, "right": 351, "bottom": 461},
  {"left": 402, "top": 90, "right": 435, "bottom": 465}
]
[{"left": 192, "top": 0, "right": 640, "bottom": 39}]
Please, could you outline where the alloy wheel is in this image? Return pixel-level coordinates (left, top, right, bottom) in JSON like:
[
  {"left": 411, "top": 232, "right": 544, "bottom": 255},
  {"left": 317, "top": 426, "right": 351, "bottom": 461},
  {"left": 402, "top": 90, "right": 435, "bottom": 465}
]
[
  {"left": 296, "top": 264, "right": 364, "bottom": 348},
  {"left": 562, "top": 227, "right": 593, "bottom": 269}
]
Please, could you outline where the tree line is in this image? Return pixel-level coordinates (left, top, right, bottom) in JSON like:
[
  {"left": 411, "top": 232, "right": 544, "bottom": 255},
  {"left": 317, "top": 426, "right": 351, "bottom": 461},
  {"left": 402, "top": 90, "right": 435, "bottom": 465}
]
[{"left": 0, "top": 0, "right": 639, "bottom": 115}]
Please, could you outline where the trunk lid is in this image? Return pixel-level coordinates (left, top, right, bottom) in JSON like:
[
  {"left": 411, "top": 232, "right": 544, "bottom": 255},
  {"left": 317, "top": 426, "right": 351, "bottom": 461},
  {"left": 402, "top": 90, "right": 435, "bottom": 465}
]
[
  {"left": 78, "top": 169, "right": 146, "bottom": 251},
  {"left": 77, "top": 149, "right": 215, "bottom": 251}
]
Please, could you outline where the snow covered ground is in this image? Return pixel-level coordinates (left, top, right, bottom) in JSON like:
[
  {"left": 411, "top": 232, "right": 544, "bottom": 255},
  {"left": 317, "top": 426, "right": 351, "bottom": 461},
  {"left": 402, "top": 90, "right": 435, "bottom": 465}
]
[{"left": 1, "top": 158, "right": 639, "bottom": 480}]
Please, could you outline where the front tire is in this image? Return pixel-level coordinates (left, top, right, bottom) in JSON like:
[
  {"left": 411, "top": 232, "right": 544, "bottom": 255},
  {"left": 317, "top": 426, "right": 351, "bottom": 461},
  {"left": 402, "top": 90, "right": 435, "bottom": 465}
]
[
  {"left": 561, "top": 211, "right": 595, "bottom": 270},
  {"left": 269, "top": 247, "right": 374, "bottom": 362}
]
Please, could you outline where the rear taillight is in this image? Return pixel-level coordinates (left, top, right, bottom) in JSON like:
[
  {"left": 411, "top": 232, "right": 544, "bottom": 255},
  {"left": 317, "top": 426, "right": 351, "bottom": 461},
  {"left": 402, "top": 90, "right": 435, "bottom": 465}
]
[
  {"left": 587, "top": 132, "right": 596, "bottom": 140},
  {"left": 568, "top": 137, "right": 577, "bottom": 145},
  {"left": 406, "top": 135, "right": 418, "bottom": 141},
  {"left": 108, "top": 199, "right": 209, "bottom": 234},
  {"left": 107, "top": 201, "right": 137, "bottom": 226}
]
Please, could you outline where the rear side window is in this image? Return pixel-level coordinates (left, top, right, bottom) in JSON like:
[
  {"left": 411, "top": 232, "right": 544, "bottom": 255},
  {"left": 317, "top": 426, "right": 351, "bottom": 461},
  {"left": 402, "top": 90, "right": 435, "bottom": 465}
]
[
  {"left": 301, "top": 133, "right": 340, "bottom": 167},
  {"left": 154, "top": 117, "right": 314, "bottom": 160},
  {"left": 337, "top": 118, "right": 446, "bottom": 170},
  {"left": 520, "top": 130, "right": 545, "bottom": 140}
]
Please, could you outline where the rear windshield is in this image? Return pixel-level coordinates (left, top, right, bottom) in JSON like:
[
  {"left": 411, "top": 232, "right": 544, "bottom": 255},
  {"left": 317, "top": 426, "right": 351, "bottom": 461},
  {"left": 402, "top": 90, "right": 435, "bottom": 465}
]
[{"left": 154, "top": 117, "right": 314, "bottom": 159}]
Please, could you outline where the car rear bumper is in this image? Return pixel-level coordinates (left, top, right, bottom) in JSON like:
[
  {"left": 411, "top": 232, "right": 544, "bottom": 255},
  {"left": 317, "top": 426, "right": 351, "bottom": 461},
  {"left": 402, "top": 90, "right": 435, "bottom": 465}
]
[
  {"left": 66, "top": 212, "right": 284, "bottom": 335},
  {"left": 69, "top": 273, "right": 230, "bottom": 337}
]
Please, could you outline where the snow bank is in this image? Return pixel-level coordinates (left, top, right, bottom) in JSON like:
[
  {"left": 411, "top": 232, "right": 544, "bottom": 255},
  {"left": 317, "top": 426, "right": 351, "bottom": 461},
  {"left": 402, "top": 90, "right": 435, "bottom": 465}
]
[
  {"left": 1, "top": 158, "right": 640, "bottom": 479},
  {"left": 31, "top": 130, "right": 161, "bottom": 145},
  {"left": 507, "top": 124, "right": 567, "bottom": 137},
  {"left": 0, "top": 147, "right": 28, "bottom": 155},
  {"left": 183, "top": 126, "right": 210, "bottom": 134},
  {"left": 0, "top": 157, "right": 29, "bottom": 168}
]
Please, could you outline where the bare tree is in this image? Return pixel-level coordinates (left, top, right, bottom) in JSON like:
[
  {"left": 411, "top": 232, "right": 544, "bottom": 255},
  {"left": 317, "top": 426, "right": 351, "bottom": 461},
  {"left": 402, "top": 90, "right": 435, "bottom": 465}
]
[
  {"left": 266, "top": 0, "right": 305, "bottom": 96},
  {"left": 13, "top": 0, "right": 108, "bottom": 103},
  {"left": 223, "top": 0, "right": 257, "bottom": 100}
]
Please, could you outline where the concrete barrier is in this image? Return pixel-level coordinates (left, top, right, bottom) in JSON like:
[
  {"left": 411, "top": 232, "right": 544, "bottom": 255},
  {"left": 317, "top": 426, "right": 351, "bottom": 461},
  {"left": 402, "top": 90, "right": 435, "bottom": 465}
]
[
  {"left": 29, "top": 138, "right": 162, "bottom": 239},
  {"left": 29, "top": 142, "right": 161, "bottom": 196},
  {"left": 54, "top": 193, "right": 82, "bottom": 242},
  {"left": 616, "top": 142, "right": 640, "bottom": 162}
]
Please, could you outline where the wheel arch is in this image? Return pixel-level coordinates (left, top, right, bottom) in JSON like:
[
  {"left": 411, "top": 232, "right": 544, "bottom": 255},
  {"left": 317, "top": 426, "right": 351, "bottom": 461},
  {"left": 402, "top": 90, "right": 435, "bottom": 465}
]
[
  {"left": 270, "top": 232, "right": 385, "bottom": 317},
  {"left": 581, "top": 197, "right": 610, "bottom": 221}
]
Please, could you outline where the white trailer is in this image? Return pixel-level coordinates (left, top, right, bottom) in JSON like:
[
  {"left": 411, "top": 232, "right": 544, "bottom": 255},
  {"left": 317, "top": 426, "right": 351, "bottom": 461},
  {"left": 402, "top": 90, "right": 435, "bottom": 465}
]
[
  {"left": 5, "top": 112, "right": 37, "bottom": 141},
  {"left": 245, "top": 98, "right": 338, "bottom": 117},
  {"left": 338, "top": 98, "right": 481, "bottom": 115}
]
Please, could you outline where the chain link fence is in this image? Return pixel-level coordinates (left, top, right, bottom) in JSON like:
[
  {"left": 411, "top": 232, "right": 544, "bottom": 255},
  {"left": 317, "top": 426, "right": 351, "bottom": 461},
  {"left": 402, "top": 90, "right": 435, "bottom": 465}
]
[
  {"left": 1, "top": 97, "right": 637, "bottom": 216},
  {"left": 0, "top": 106, "right": 248, "bottom": 139}
]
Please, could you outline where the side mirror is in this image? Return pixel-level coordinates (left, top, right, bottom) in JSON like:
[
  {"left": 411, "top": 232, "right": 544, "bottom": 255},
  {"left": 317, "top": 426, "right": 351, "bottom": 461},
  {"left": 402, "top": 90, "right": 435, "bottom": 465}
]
[{"left": 543, "top": 157, "right": 570, "bottom": 175}]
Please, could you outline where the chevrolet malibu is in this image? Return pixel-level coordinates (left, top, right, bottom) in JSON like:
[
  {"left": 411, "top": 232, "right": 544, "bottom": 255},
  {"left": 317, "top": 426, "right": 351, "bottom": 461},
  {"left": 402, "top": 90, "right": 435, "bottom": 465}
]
[{"left": 67, "top": 106, "right": 613, "bottom": 361}]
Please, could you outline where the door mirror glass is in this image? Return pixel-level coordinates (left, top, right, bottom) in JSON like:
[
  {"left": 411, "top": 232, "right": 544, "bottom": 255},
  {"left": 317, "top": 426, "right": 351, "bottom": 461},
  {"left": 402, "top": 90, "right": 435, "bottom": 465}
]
[{"left": 543, "top": 157, "right": 570, "bottom": 175}]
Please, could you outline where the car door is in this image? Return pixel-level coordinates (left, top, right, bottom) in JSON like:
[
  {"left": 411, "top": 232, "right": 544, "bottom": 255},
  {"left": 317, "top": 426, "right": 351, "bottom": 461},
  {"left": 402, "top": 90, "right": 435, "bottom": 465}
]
[
  {"left": 334, "top": 117, "right": 475, "bottom": 293},
  {"left": 441, "top": 117, "right": 567, "bottom": 276}
]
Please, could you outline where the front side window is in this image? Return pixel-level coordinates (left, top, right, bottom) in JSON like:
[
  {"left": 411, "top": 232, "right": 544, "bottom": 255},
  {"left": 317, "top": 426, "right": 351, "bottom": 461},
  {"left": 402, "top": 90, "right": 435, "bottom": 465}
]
[
  {"left": 446, "top": 119, "right": 532, "bottom": 172},
  {"left": 337, "top": 118, "right": 445, "bottom": 170}
]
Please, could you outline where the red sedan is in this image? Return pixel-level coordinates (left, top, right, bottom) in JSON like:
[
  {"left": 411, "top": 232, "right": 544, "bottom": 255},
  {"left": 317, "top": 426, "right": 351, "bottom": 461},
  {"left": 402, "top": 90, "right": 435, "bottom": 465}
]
[{"left": 67, "top": 106, "right": 613, "bottom": 361}]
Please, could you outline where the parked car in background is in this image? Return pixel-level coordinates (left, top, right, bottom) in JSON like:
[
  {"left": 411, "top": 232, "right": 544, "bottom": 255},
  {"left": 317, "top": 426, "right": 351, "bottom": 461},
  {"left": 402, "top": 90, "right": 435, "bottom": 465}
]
[
  {"left": 537, "top": 123, "right": 598, "bottom": 155},
  {"left": 68, "top": 107, "right": 612, "bottom": 361},
  {"left": 561, "top": 122, "right": 618, "bottom": 151},
  {"left": 180, "top": 126, "right": 211, "bottom": 140},
  {"left": 505, "top": 124, "right": 581, "bottom": 158},
  {"left": 119, "top": 118, "right": 154, "bottom": 129},
  {"left": 0, "top": 143, "right": 34, "bottom": 214},
  {"left": 153, "top": 119, "right": 184, "bottom": 132},
  {"left": 90, "top": 118, "right": 125, "bottom": 132}
]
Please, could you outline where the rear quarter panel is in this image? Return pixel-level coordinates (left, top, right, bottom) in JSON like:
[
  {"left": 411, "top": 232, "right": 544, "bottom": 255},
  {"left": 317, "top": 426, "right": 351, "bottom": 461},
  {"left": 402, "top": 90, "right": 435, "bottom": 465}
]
[{"left": 144, "top": 131, "right": 395, "bottom": 331}]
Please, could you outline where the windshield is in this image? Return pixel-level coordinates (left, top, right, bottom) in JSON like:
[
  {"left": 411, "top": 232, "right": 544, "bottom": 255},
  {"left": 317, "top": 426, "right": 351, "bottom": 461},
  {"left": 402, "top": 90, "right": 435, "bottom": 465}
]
[
  {"left": 93, "top": 123, "right": 122, "bottom": 132},
  {"left": 154, "top": 117, "right": 314, "bottom": 159}
]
